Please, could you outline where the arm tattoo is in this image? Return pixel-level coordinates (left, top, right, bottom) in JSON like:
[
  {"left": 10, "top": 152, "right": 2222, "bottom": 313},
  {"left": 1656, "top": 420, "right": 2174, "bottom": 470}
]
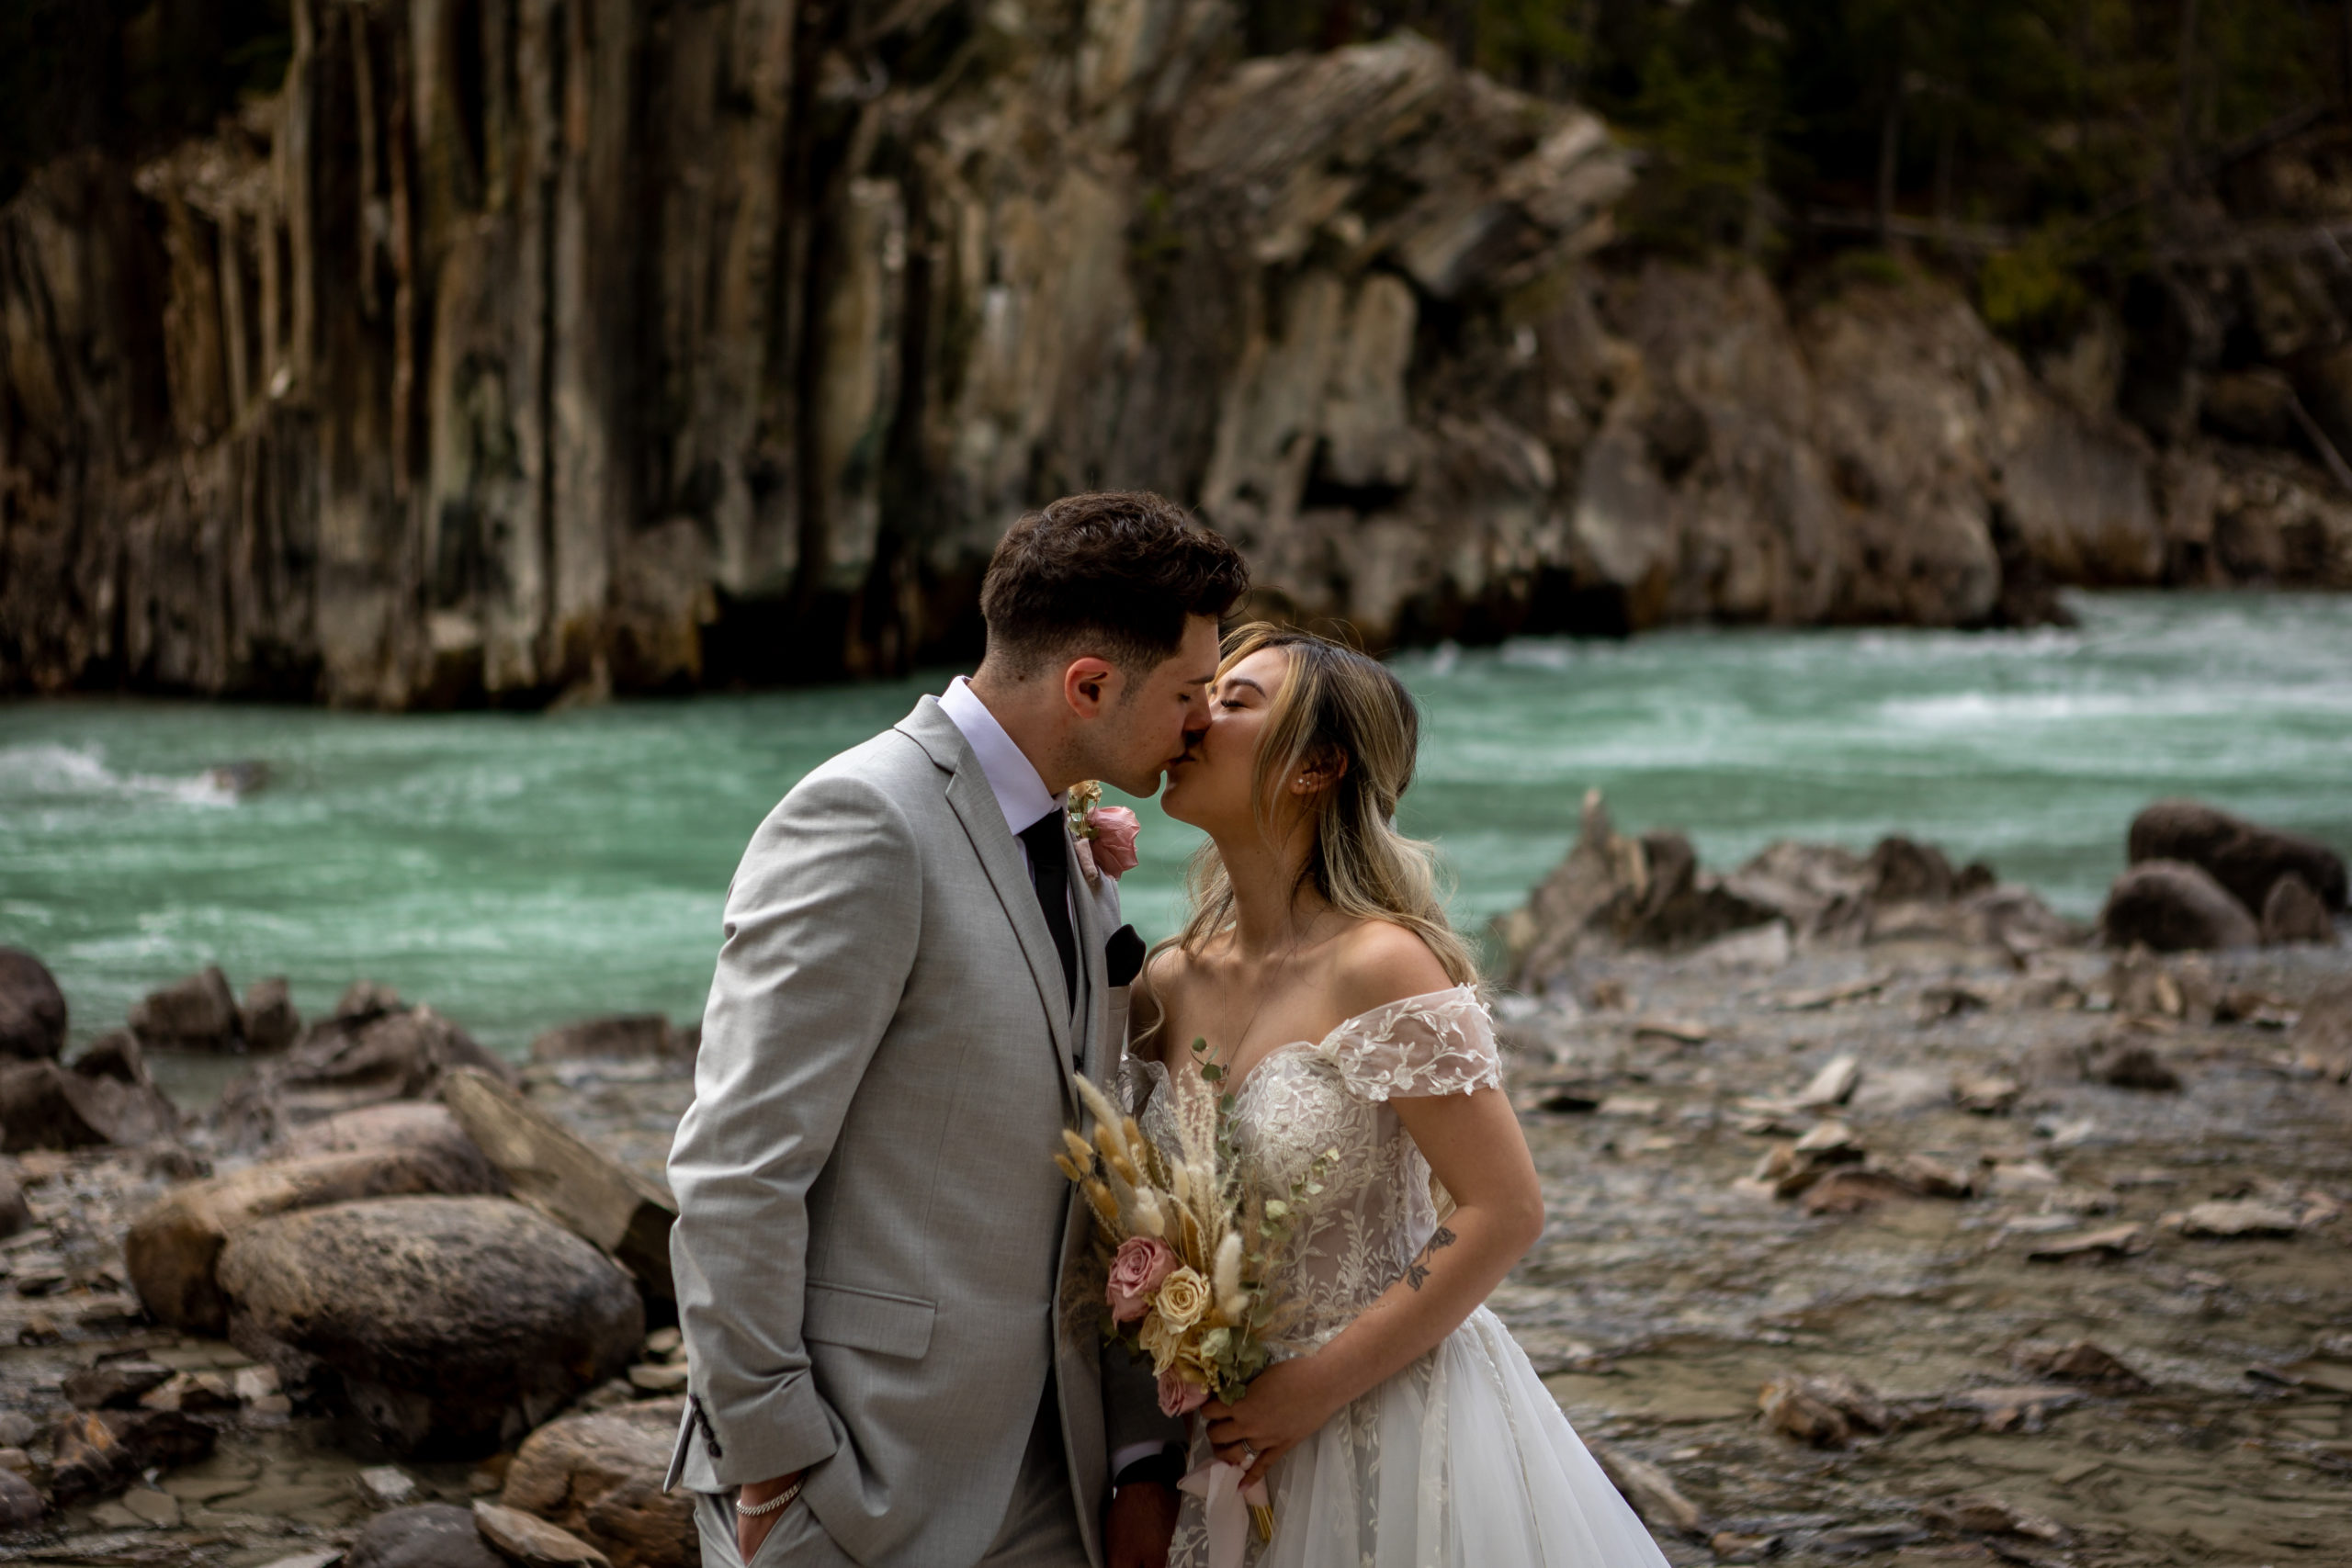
[{"left": 1401, "top": 1224, "right": 1459, "bottom": 1292}]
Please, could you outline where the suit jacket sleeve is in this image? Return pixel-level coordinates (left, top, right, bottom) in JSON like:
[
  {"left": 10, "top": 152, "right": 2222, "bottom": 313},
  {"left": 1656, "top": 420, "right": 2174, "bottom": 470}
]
[{"left": 668, "top": 771, "right": 921, "bottom": 1486}]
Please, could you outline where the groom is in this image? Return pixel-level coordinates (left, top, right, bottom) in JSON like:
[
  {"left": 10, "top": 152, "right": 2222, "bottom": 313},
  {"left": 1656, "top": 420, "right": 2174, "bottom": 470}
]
[{"left": 665, "top": 492, "right": 1250, "bottom": 1568}]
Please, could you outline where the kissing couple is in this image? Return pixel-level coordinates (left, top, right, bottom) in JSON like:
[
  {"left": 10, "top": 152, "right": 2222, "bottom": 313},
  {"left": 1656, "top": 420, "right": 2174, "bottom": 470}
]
[{"left": 663, "top": 492, "right": 1668, "bottom": 1567}]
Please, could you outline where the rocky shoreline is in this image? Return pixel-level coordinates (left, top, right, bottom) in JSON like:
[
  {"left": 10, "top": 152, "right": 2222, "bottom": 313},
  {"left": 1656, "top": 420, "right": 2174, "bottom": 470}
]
[{"left": 0, "top": 797, "right": 2344, "bottom": 1565}]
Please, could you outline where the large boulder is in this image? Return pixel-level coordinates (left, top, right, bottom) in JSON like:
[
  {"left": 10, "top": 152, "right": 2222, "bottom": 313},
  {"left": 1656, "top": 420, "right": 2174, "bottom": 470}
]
[
  {"left": 0, "top": 951, "right": 67, "bottom": 1061},
  {"left": 502, "top": 1400, "right": 695, "bottom": 1568},
  {"left": 346, "top": 1504, "right": 506, "bottom": 1568},
  {"left": 2128, "top": 800, "right": 2346, "bottom": 914},
  {"left": 219, "top": 1196, "right": 643, "bottom": 1455},
  {"left": 126, "top": 1119, "right": 507, "bottom": 1333},
  {"left": 212, "top": 1005, "right": 515, "bottom": 1148},
  {"left": 2101, "top": 861, "right": 2260, "bottom": 952},
  {"left": 0, "top": 1055, "right": 178, "bottom": 1152},
  {"left": 128, "top": 966, "right": 243, "bottom": 1051}
]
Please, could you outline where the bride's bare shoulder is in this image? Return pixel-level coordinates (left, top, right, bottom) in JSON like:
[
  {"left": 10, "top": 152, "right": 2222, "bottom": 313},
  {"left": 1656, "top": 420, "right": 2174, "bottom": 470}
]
[
  {"left": 1327, "top": 919, "right": 1459, "bottom": 1020},
  {"left": 1133, "top": 943, "right": 1196, "bottom": 1062}
]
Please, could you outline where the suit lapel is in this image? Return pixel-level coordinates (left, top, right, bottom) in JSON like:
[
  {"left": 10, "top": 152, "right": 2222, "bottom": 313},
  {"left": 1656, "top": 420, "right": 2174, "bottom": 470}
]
[
  {"left": 926, "top": 737, "right": 1080, "bottom": 1102},
  {"left": 1070, "top": 843, "right": 1108, "bottom": 1080}
]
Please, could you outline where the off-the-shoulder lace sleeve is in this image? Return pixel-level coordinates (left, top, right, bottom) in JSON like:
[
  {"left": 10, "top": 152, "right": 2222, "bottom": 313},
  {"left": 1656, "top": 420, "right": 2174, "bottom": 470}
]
[{"left": 1317, "top": 986, "right": 1499, "bottom": 1102}]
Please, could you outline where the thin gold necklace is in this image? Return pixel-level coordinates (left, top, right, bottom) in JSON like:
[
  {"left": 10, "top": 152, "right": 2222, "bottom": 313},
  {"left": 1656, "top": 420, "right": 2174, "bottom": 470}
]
[{"left": 1203, "top": 903, "right": 1333, "bottom": 1092}]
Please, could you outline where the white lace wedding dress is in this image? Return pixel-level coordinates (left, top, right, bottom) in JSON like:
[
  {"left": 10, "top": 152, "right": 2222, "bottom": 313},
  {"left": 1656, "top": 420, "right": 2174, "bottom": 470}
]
[{"left": 1130, "top": 986, "right": 1670, "bottom": 1568}]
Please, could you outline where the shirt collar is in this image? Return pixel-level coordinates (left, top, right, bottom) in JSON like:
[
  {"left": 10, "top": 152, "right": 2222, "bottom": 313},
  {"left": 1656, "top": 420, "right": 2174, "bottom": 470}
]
[{"left": 938, "top": 676, "right": 1063, "bottom": 838}]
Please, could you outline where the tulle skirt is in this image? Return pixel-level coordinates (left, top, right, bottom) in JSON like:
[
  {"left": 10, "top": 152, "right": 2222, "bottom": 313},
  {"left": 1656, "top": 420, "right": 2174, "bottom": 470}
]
[{"left": 1171, "top": 1307, "right": 1671, "bottom": 1568}]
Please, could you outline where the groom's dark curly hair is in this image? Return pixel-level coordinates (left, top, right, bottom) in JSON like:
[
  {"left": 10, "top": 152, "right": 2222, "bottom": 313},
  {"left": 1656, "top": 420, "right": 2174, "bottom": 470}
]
[{"left": 979, "top": 491, "right": 1250, "bottom": 681}]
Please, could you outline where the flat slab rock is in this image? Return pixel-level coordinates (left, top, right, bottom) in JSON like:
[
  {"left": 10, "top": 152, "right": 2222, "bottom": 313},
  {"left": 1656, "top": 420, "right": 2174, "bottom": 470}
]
[
  {"left": 477, "top": 1499, "right": 615, "bottom": 1567},
  {"left": 218, "top": 1195, "right": 642, "bottom": 1456}
]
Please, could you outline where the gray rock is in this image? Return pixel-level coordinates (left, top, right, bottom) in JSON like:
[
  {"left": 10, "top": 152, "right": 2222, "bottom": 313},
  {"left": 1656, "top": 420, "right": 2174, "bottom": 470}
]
[
  {"left": 240, "top": 976, "right": 303, "bottom": 1053},
  {"left": 347, "top": 1504, "right": 506, "bottom": 1568},
  {"left": 335, "top": 980, "right": 406, "bottom": 1023},
  {"left": 501, "top": 1400, "right": 694, "bottom": 1568},
  {"left": 2099, "top": 860, "right": 2259, "bottom": 952},
  {"left": 0, "top": 1166, "right": 28, "bottom": 1239},
  {"left": 0, "top": 1470, "right": 39, "bottom": 1531},
  {"left": 129, "top": 965, "right": 243, "bottom": 1052},
  {"left": 2083, "top": 1040, "right": 2182, "bottom": 1091},
  {"left": 2261, "top": 874, "right": 2337, "bottom": 945},
  {"left": 219, "top": 1196, "right": 643, "bottom": 1456},
  {"left": 70, "top": 1030, "right": 151, "bottom": 1085},
  {"left": 0, "top": 951, "right": 66, "bottom": 1061},
  {"left": 359, "top": 1464, "right": 420, "bottom": 1507},
  {"left": 2179, "top": 1199, "right": 2300, "bottom": 1237},
  {"left": 48, "top": 1408, "right": 214, "bottom": 1502},
  {"left": 1867, "top": 837, "right": 1956, "bottom": 903},
  {"left": 2128, "top": 799, "right": 2346, "bottom": 913},
  {"left": 0, "top": 1056, "right": 178, "bottom": 1151},
  {"left": 62, "top": 1359, "right": 173, "bottom": 1410},
  {"left": 2290, "top": 981, "right": 2352, "bottom": 1062},
  {"left": 212, "top": 1005, "right": 515, "bottom": 1149}
]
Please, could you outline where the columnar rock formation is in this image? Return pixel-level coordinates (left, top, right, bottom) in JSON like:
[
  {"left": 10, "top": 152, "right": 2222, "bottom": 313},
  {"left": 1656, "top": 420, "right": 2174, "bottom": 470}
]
[{"left": 3, "top": 1, "right": 2347, "bottom": 706}]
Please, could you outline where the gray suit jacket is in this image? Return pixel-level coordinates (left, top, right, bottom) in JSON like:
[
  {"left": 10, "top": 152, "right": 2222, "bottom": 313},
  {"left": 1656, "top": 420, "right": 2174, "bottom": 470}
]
[{"left": 665, "top": 696, "right": 1181, "bottom": 1567}]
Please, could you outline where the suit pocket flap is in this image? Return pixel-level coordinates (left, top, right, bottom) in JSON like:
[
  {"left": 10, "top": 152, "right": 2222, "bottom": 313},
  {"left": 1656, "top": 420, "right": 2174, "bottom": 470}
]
[{"left": 804, "top": 1281, "right": 935, "bottom": 1359}]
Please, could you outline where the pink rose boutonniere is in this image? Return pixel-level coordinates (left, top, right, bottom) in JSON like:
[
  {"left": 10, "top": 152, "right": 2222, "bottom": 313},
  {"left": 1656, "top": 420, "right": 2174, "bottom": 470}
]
[{"left": 1067, "top": 782, "right": 1140, "bottom": 886}]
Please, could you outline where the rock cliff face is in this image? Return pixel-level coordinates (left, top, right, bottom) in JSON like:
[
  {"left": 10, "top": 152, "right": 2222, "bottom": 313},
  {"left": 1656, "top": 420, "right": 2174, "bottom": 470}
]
[{"left": 3, "top": 2, "right": 2347, "bottom": 705}]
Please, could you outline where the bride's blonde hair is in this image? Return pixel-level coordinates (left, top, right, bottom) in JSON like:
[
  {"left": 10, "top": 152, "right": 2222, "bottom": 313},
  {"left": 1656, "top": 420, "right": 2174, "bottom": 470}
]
[{"left": 1175, "top": 623, "right": 1478, "bottom": 986}]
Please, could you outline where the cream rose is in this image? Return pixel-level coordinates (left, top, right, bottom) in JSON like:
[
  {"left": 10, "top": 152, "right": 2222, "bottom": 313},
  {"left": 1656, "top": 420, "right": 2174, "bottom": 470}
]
[
  {"left": 1154, "top": 1266, "right": 1211, "bottom": 1332},
  {"left": 1137, "top": 1310, "right": 1182, "bottom": 1374}
]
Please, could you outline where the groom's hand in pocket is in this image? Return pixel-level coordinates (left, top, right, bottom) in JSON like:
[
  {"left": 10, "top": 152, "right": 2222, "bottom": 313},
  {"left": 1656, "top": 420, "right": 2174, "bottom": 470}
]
[
  {"left": 734, "top": 1472, "right": 803, "bottom": 1562},
  {"left": 1105, "top": 1480, "right": 1179, "bottom": 1568}
]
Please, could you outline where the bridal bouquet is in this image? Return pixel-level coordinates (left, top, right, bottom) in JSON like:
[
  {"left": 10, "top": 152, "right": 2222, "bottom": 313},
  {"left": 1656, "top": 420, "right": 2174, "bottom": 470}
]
[{"left": 1057, "top": 1056, "right": 1334, "bottom": 1548}]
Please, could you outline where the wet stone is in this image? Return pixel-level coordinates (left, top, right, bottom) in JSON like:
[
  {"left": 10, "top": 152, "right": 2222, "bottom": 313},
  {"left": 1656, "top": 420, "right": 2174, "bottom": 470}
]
[
  {"left": 347, "top": 1502, "right": 506, "bottom": 1568},
  {"left": 62, "top": 1359, "right": 172, "bottom": 1409}
]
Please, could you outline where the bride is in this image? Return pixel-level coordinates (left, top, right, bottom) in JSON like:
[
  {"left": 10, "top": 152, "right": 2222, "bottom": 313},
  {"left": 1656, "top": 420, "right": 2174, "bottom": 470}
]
[{"left": 1129, "top": 623, "right": 1670, "bottom": 1567}]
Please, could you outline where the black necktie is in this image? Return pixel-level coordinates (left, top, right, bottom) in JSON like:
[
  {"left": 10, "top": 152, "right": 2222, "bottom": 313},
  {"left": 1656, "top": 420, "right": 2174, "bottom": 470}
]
[{"left": 1018, "top": 810, "right": 1079, "bottom": 1011}]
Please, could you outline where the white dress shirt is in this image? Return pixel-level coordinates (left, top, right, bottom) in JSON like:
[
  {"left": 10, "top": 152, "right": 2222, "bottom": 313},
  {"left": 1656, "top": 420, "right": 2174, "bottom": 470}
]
[{"left": 938, "top": 676, "right": 1064, "bottom": 863}]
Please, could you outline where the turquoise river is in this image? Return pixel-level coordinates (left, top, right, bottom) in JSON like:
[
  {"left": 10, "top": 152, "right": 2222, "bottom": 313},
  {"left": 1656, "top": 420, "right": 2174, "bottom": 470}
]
[{"left": 3, "top": 592, "right": 2347, "bottom": 1070}]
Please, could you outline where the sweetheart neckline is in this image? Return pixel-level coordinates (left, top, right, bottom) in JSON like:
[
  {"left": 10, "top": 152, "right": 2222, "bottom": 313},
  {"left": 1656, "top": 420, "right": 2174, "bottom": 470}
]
[{"left": 1140, "top": 983, "right": 1482, "bottom": 1102}]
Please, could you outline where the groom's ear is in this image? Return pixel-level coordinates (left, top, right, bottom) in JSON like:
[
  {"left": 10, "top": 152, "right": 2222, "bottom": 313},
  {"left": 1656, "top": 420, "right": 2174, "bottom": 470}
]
[{"left": 1061, "top": 655, "right": 1120, "bottom": 717}]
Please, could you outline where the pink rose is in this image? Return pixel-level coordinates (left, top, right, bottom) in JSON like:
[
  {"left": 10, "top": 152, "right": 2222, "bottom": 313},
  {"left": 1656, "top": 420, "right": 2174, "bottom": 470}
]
[
  {"left": 1089, "top": 807, "right": 1140, "bottom": 879},
  {"left": 1158, "top": 1366, "right": 1209, "bottom": 1418},
  {"left": 1106, "top": 1235, "right": 1177, "bottom": 1324}
]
